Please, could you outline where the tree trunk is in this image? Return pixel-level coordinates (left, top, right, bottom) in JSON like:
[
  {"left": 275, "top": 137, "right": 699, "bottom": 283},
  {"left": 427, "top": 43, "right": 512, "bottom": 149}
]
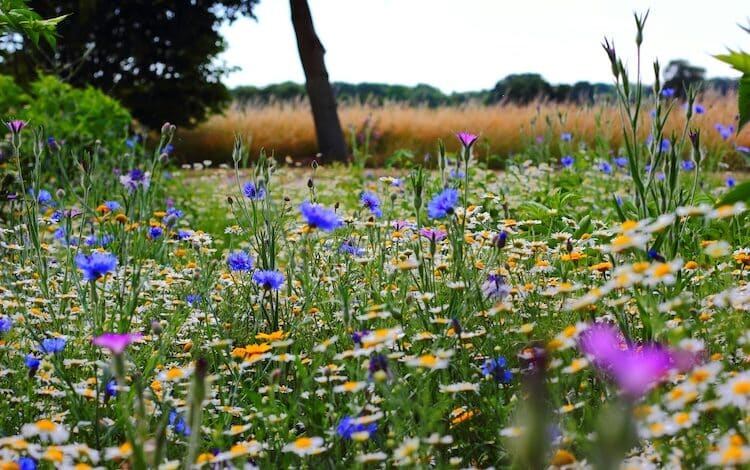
[{"left": 290, "top": 0, "right": 347, "bottom": 163}]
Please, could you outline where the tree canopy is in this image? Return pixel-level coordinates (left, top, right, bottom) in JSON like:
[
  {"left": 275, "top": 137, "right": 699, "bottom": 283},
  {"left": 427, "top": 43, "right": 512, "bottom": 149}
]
[{"left": 0, "top": 0, "right": 258, "bottom": 129}]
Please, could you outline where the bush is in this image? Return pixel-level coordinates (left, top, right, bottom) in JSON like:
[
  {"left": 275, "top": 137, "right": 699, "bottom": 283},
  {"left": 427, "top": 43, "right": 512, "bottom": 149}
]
[{"left": 0, "top": 74, "right": 131, "bottom": 147}]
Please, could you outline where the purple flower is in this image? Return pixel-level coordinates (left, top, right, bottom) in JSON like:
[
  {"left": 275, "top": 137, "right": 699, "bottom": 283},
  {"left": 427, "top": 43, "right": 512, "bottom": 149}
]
[
  {"left": 560, "top": 132, "right": 572, "bottom": 142},
  {"left": 481, "top": 273, "right": 510, "bottom": 300},
  {"left": 360, "top": 192, "right": 382, "bottom": 217},
  {"left": 456, "top": 132, "right": 479, "bottom": 148},
  {"left": 426, "top": 188, "right": 459, "bottom": 219},
  {"left": 75, "top": 252, "right": 117, "bottom": 281},
  {"left": 92, "top": 332, "right": 143, "bottom": 355},
  {"left": 299, "top": 201, "right": 342, "bottom": 231},
  {"left": 419, "top": 227, "right": 447, "bottom": 242},
  {"left": 579, "top": 323, "right": 675, "bottom": 399},
  {"left": 694, "top": 104, "right": 705, "bottom": 114},
  {"left": 736, "top": 145, "right": 750, "bottom": 153},
  {"left": 120, "top": 168, "right": 150, "bottom": 192},
  {"left": 252, "top": 270, "right": 285, "bottom": 290},
  {"left": 227, "top": 251, "right": 253, "bottom": 271},
  {"left": 368, "top": 353, "right": 390, "bottom": 380},
  {"left": 5, "top": 120, "right": 27, "bottom": 134},
  {"left": 561, "top": 155, "right": 574, "bottom": 168}
]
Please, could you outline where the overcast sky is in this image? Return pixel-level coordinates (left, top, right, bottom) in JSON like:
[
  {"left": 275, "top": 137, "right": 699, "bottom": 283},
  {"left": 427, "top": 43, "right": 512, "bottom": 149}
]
[{"left": 218, "top": 0, "right": 749, "bottom": 92}]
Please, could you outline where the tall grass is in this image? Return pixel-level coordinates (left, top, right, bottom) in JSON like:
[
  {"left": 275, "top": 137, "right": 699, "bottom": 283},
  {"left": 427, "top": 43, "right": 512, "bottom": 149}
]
[{"left": 176, "top": 92, "right": 750, "bottom": 167}]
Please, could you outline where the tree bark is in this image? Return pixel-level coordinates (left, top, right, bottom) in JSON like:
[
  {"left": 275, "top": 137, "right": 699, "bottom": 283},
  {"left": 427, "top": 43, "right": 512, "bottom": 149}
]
[{"left": 290, "top": 0, "right": 347, "bottom": 163}]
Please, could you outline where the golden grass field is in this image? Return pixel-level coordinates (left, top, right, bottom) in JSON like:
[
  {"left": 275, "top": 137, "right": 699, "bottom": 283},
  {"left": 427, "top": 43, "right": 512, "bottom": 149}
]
[{"left": 175, "top": 92, "right": 750, "bottom": 166}]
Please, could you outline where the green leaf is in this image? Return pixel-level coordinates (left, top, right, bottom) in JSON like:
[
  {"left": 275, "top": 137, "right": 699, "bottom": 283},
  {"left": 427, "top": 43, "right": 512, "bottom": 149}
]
[
  {"left": 718, "top": 180, "right": 750, "bottom": 206},
  {"left": 714, "top": 49, "right": 750, "bottom": 74},
  {"left": 739, "top": 75, "right": 750, "bottom": 132}
]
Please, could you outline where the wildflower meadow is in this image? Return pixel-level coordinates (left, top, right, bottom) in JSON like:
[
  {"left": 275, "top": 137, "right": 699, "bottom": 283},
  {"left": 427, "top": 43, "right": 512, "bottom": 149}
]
[{"left": 3, "top": 4, "right": 750, "bottom": 470}]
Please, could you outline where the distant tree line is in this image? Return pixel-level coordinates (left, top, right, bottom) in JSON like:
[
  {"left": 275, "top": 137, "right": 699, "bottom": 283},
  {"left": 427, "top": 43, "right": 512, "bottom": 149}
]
[{"left": 233, "top": 61, "right": 738, "bottom": 107}]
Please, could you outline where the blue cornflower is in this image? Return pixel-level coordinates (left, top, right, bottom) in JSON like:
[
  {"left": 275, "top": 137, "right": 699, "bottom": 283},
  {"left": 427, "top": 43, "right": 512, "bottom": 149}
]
[
  {"left": 0, "top": 316, "right": 12, "bottom": 334},
  {"left": 161, "top": 144, "right": 175, "bottom": 154},
  {"left": 449, "top": 169, "right": 466, "bottom": 179},
  {"left": 169, "top": 410, "right": 191, "bottom": 436},
  {"left": 25, "top": 354, "right": 40, "bottom": 370},
  {"left": 104, "top": 201, "right": 120, "bottom": 211},
  {"left": 482, "top": 356, "right": 513, "bottom": 383},
  {"left": 661, "top": 88, "right": 675, "bottom": 98},
  {"left": 561, "top": 155, "right": 574, "bottom": 168},
  {"left": 17, "top": 457, "right": 36, "bottom": 470},
  {"left": 227, "top": 251, "right": 253, "bottom": 271},
  {"left": 299, "top": 201, "right": 342, "bottom": 231},
  {"left": 166, "top": 207, "right": 183, "bottom": 218},
  {"left": 614, "top": 156, "right": 628, "bottom": 168},
  {"left": 726, "top": 177, "right": 736, "bottom": 188},
  {"left": 560, "top": 132, "right": 572, "bottom": 142},
  {"left": 351, "top": 330, "right": 369, "bottom": 346},
  {"left": 427, "top": 188, "right": 459, "bottom": 219},
  {"left": 53, "top": 227, "right": 66, "bottom": 241},
  {"left": 75, "top": 252, "right": 118, "bottom": 281},
  {"left": 243, "top": 181, "right": 265, "bottom": 200},
  {"left": 360, "top": 192, "right": 382, "bottom": 217},
  {"left": 177, "top": 229, "right": 193, "bottom": 240},
  {"left": 694, "top": 104, "right": 705, "bottom": 114},
  {"left": 481, "top": 273, "right": 510, "bottom": 300},
  {"left": 29, "top": 188, "right": 52, "bottom": 204},
  {"left": 598, "top": 161, "right": 612, "bottom": 174},
  {"left": 615, "top": 194, "right": 624, "bottom": 206},
  {"left": 39, "top": 337, "right": 67, "bottom": 354},
  {"left": 336, "top": 416, "right": 377, "bottom": 440},
  {"left": 681, "top": 160, "right": 695, "bottom": 171},
  {"left": 340, "top": 240, "right": 365, "bottom": 256},
  {"left": 252, "top": 270, "right": 285, "bottom": 290},
  {"left": 656, "top": 172, "right": 666, "bottom": 181},
  {"left": 660, "top": 138, "right": 671, "bottom": 152},
  {"left": 186, "top": 294, "right": 202, "bottom": 305},
  {"left": 50, "top": 211, "right": 63, "bottom": 223},
  {"left": 148, "top": 226, "right": 164, "bottom": 240},
  {"left": 106, "top": 379, "right": 117, "bottom": 397}
]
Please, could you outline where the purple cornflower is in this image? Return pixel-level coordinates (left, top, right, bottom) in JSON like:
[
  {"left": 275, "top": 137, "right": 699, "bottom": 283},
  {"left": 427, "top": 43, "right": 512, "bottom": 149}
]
[
  {"left": 299, "top": 201, "right": 342, "bottom": 231},
  {"left": 481, "top": 273, "right": 510, "bottom": 300},
  {"left": 482, "top": 356, "right": 513, "bottom": 383},
  {"left": 456, "top": 132, "right": 479, "bottom": 148},
  {"left": 243, "top": 181, "right": 265, "bottom": 200},
  {"left": 227, "top": 251, "right": 253, "bottom": 271},
  {"left": 92, "top": 332, "right": 143, "bottom": 355},
  {"left": 360, "top": 192, "right": 382, "bottom": 217},
  {"left": 75, "top": 252, "right": 118, "bottom": 281},
  {"left": 120, "top": 168, "right": 150, "bottom": 192},
  {"left": 419, "top": 227, "right": 447, "bottom": 242},
  {"left": 5, "top": 120, "right": 27, "bottom": 134},
  {"left": 368, "top": 353, "right": 390, "bottom": 380},
  {"left": 252, "top": 270, "right": 285, "bottom": 290},
  {"left": 426, "top": 188, "right": 459, "bottom": 219},
  {"left": 351, "top": 330, "right": 369, "bottom": 346},
  {"left": 561, "top": 155, "right": 574, "bottom": 168}
]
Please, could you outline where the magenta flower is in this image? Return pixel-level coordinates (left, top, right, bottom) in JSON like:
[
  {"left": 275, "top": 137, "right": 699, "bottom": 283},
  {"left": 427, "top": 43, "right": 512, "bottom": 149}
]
[
  {"left": 5, "top": 120, "right": 27, "bottom": 134},
  {"left": 456, "top": 132, "right": 479, "bottom": 148},
  {"left": 419, "top": 227, "right": 447, "bottom": 242},
  {"left": 579, "top": 323, "right": 678, "bottom": 399},
  {"left": 92, "top": 332, "right": 143, "bottom": 355}
]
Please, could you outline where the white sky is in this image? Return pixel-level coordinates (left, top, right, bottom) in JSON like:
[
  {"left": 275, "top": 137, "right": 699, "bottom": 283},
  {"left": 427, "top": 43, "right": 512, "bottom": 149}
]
[{"left": 219, "top": 0, "right": 749, "bottom": 92}]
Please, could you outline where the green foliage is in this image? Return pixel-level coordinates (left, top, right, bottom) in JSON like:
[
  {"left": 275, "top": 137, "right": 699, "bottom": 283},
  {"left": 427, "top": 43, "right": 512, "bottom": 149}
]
[
  {"left": 1, "top": 0, "right": 258, "bottom": 129},
  {"left": 741, "top": 76, "right": 750, "bottom": 133},
  {"left": 0, "top": 0, "right": 65, "bottom": 47},
  {"left": 719, "top": 180, "right": 750, "bottom": 206},
  {"left": 715, "top": 20, "right": 750, "bottom": 132},
  {"left": 0, "top": 74, "right": 131, "bottom": 146}
]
